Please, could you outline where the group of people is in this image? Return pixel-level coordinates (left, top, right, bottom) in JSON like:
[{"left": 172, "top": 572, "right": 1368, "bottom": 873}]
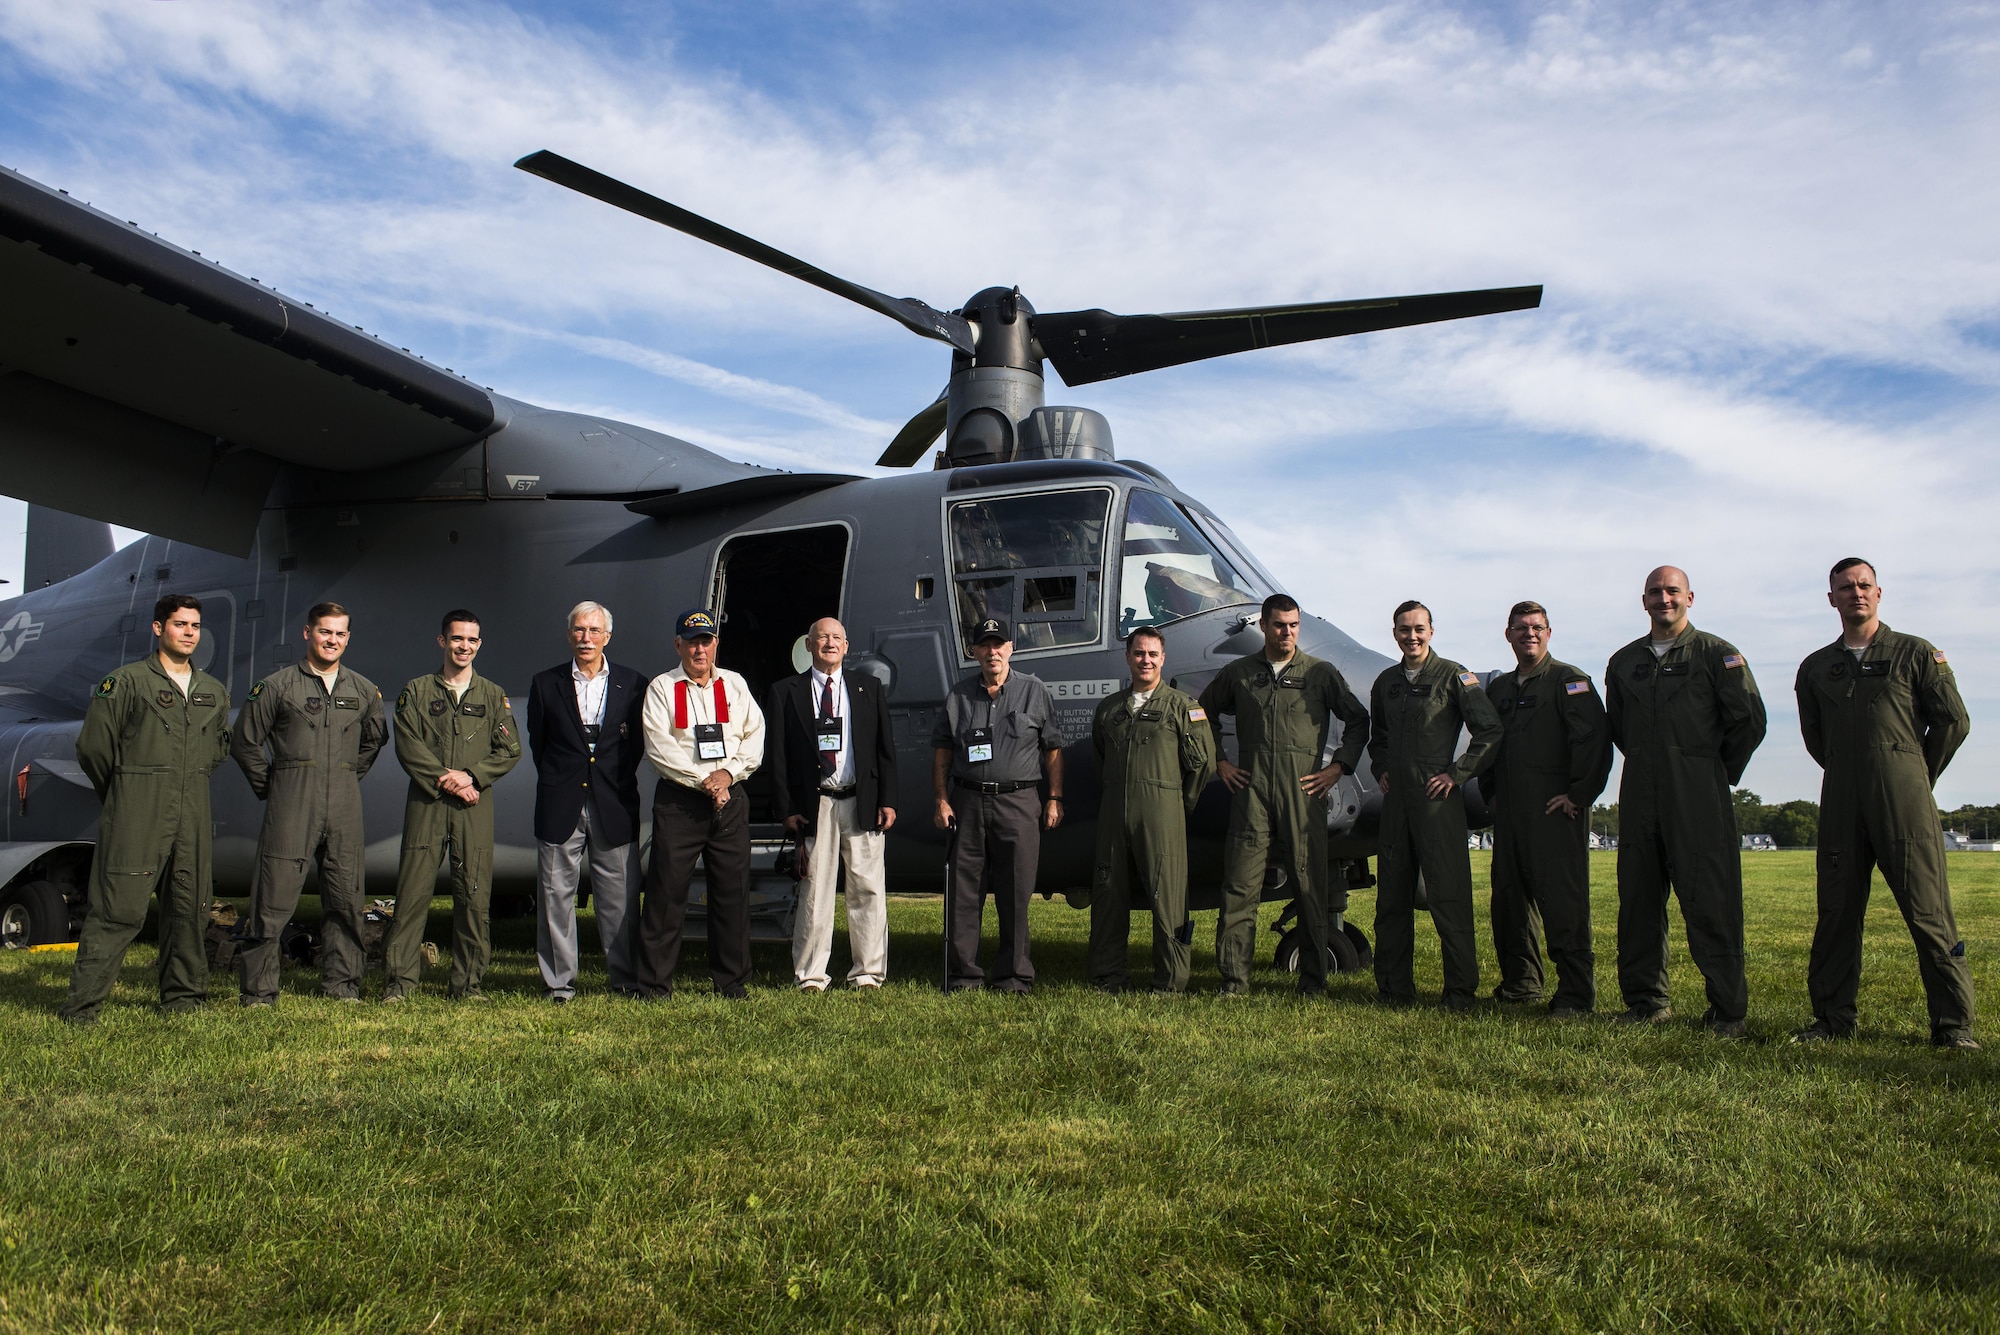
[{"left": 52, "top": 556, "right": 1977, "bottom": 1051}]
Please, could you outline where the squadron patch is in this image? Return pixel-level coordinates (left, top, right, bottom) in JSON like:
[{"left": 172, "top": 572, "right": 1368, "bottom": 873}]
[
  {"left": 396, "top": 689, "right": 409, "bottom": 710},
  {"left": 429, "top": 698, "right": 449, "bottom": 716},
  {"left": 95, "top": 675, "right": 116, "bottom": 698},
  {"left": 1565, "top": 680, "right": 1591, "bottom": 695},
  {"left": 1934, "top": 650, "right": 1949, "bottom": 665},
  {"left": 1187, "top": 706, "right": 1208, "bottom": 723},
  {"left": 1458, "top": 671, "right": 1481, "bottom": 688},
  {"left": 156, "top": 689, "right": 178, "bottom": 707},
  {"left": 1722, "top": 654, "right": 1746, "bottom": 669},
  {"left": 249, "top": 680, "right": 266, "bottom": 700}
]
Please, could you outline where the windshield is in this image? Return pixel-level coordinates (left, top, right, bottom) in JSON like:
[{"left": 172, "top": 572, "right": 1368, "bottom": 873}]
[
  {"left": 948, "top": 488, "right": 1110, "bottom": 655},
  {"left": 1117, "top": 489, "right": 1269, "bottom": 636}
]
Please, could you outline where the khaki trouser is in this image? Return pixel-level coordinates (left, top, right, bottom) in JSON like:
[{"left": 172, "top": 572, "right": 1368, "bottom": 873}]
[{"left": 792, "top": 793, "right": 889, "bottom": 989}]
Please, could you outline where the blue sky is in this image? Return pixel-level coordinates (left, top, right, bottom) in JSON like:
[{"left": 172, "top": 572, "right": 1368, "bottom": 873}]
[{"left": 1, "top": 0, "right": 1996, "bottom": 805}]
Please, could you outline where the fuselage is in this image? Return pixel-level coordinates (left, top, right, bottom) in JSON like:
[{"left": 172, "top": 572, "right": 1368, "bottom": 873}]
[{"left": 0, "top": 400, "right": 1391, "bottom": 905}]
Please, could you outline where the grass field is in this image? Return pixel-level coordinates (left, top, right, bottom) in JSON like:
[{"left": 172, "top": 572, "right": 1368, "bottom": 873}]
[{"left": 1, "top": 851, "right": 1996, "bottom": 1333}]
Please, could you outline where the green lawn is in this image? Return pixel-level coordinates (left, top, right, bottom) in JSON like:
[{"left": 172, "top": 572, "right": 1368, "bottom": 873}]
[{"left": 1, "top": 851, "right": 1995, "bottom": 1333}]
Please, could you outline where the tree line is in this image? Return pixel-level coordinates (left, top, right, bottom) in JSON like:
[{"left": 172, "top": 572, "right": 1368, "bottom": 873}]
[{"left": 1585, "top": 794, "right": 2000, "bottom": 849}]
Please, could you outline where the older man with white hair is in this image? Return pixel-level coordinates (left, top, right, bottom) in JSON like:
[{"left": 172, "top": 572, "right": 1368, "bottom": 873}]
[{"left": 526, "top": 600, "right": 651, "bottom": 1002}]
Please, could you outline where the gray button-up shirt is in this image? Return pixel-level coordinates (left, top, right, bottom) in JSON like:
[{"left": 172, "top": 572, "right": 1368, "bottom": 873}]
[{"left": 931, "top": 670, "right": 1061, "bottom": 784}]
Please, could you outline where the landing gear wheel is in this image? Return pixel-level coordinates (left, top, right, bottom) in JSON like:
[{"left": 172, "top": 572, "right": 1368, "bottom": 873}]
[
  {"left": 1342, "top": 921, "right": 1373, "bottom": 969},
  {"left": 0, "top": 880, "right": 72, "bottom": 949},
  {"left": 1326, "top": 926, "right": 1361, "bottom": 974},
  {"left": 1274, "top": 925, "right": 1364, "bottom": 975}
]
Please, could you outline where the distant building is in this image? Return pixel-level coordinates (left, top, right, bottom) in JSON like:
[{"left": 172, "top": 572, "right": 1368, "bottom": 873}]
[
  {"left": 1742, "top": 833, "right": 1777, "bottom": 852},
  {"left": 1944, "top": 830, "right": 2000, "bottom": 852}
]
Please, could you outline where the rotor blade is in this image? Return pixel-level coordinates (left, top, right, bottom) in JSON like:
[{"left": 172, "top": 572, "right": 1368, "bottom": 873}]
[
  {"left": 877, "top": 389, "right": 949, "bottom": 467},
  {"left": 1035, "top": 285, "right": 1542, "bottom": 387},
  {"left": 515, "top": 150, "right": 976, "bottom": 355}
]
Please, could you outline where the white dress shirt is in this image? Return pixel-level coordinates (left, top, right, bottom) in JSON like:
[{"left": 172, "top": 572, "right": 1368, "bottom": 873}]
[
  {"left": 809, "top": 666, "right": 855, "bottom": 787},
  {"left": 572, "top": 657, "right": 611, "bottom": 729},
  {"left": 642, "top": 666, "right": 765, "bottom": 790}
]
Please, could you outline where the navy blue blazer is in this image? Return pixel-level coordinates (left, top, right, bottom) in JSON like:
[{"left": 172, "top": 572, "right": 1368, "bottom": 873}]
[{"left": 526, "top": 660, "right": 651, "bottom": 847}]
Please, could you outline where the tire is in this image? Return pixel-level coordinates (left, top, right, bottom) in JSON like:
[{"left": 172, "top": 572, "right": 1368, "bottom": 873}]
[
  {"left": 1275, "top": 924, "right": 1363, "bottom": 975},
  {"left": 0, "top": 880, "right": 72, "bottom": 950},
  {"left": 1342, "top": 921, "right": 1373, "bottom": 969},
  {"left": 1326, "top": 926, "right": 1361, "bottom": 975},
  {"left": 1274, "top": 926, "right": 1302, "bottom": 973}
]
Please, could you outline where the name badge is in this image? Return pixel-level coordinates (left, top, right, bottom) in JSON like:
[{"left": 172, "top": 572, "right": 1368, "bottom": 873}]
[
  {"left": 966, "top": 726, "right": 994, "bottom": 764},
  {"left": 1514, "top": 696, "right": 1538, "bottom": 709},
  {"left": 694, "top": 722, "right": 726, "bottom": 761},
  {"left": 461, "top": 702, "right": 487, "bottom": 717},
  {"left": 1136, "top": 709, "right": 1163, "bottom": 722},
  {"left": 189, "top": 692, "right": 217, "bottom": 707},
  {"left": 334, "top": 696, "right": 359, "bottom": 710},
  {"left": 1859, "top": 660, "right": 1890, "bottom": 677},
  {"left": 816, "top": 713, "right": 842, "bottom": 752},
  {"left": 1660, "top": 661, "right": 1690, "bottom": 677}
]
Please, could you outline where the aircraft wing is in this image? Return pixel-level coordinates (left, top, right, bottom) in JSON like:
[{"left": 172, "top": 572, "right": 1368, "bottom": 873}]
[{"left": 0, "top": 165, "right": 496, "bottom": 553}]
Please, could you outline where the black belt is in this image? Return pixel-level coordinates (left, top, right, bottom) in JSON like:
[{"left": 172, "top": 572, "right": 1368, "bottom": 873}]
[
  {"left": 818, "top": 785, "right": 856, "bottom": 799},
  {"left": 953, "top": 777, "right": 1037, "bottom": 794}
]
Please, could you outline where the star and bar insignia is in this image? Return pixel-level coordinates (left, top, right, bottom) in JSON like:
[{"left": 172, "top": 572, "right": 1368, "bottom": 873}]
[
  {"left": 1564, "top": 680, "right": 1591, "bottom": 695},
  {"left": 1722, "top": 654, "right": 1746, "bottom": 669}
]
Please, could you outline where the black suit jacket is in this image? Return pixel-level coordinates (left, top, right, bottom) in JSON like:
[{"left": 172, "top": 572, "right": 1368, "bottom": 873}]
[
  {"left": 526, "top": 660, "right": 651, "bottom": 846},
  {"left": 767, "top": 668, "right": 898, "bottom": 829}
]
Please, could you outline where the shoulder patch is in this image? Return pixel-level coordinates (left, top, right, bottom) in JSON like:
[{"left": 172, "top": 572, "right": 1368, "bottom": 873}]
[
  {"left": 396, "top": 689, "right": 410, "bottom": 710},
  {"left": 249, "top": 680, "right": 266, "bottom": 700},
  {"left": 502, "top": 696, "right": 511, "bottom": 710},
  {"left": 1934, "top": 650, "right": 1949, "bottom": 665},
  {"left": 1458, "top": 671, "right": 1481, "bottom": 688},
  {"left": 1188, "top": 706, "right": 1208, "bottom": 723},
  {"left": 1722, "top": 654, "right": 1746, "bottom": 669},
  {"left": 1565, "top": 680, "right": 1591, "bottom": 695},
  {"left": 95, "top": 675, "right": 117, "bottom": 698}
]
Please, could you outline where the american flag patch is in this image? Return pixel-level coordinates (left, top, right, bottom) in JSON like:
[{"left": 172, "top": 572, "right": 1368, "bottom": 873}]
[
  {"left": 1188, "top": 707, "right": 1207, "bottom": 722},
  {"left": 1934, "top": 650, "right": 1949, "bottom": 665},
  {"left": 1565, "top": 680, "right": 1590, "bottom": 695},
  {"left": 1459, "top": 671, "right": 1480, "bottom": 687},
  {"left": 1722, "top": 655, "right": 1745, "bottom": 669}
]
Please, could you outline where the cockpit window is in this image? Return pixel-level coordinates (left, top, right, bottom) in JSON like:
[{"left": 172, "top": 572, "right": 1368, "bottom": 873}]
[
  {"left": 948, "top": 488, "right": 1110, "bottom": 655},
  {"left": 1117, "top": 489, "right": 1268, "bottom": 636}
]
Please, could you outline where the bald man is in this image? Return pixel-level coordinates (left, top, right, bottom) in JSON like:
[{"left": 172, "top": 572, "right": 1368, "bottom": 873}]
[
  {"left": 1604, "top": 566, "right": 1767, "bottom": 1036},
  {"left": 767, "top": 617, "right": 898, "bottom": 991}
]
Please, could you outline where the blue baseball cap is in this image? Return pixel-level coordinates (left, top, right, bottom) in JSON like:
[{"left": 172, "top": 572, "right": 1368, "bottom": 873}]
[{"left": 675, "top": 608, "right": 720, "bottom": 639}]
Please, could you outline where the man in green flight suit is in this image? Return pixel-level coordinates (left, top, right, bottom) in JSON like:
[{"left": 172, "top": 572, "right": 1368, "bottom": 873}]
[
  {"left": 1605, "top": 565, "right": 1766, "bottom": 1037},
  {"left": 1368, "top": 600, "right": 1503, "bottom": 1010},
  {"left": 1479, "top": 600, "right": 1612, "bottom": 1016},
  {"left": 1088, "top": 626, "right": 1214, "bottom": 994},
  {"left": 382, "top": 609, "right": 522, "bottom": 1001},
  {"left": 1794, "top": 558, "right": 1976, "bottom": 1049},
  {"left": 1198, "top": 594, "right": 1369, "bottom": 997},
  {"left": 60, "top": 594, "right": 233, "bottom": 1024},
  {"left": 231, "top": 601, "right": 388, "bottom": 1006}
]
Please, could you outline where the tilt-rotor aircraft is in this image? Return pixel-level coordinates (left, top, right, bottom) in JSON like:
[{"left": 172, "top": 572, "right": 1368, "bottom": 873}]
[{"left": 0, "top": 151, "right": 1540, "bottom": 974}]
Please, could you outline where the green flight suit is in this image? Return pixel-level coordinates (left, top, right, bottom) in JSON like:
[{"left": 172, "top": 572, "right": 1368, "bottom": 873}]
[
  {"left": 1198, "top": 651, "right": 1369, "bottom": 995},
  {"left": 1795, "top": 626, "right": 1974, "bottom": 1040},
  {"left": 1088, "top": 684, "right": 1214, "bottom": 993},
  {"left": 1605, "top": 626, "right": 1766, "bottom": 1023},
  {"left": 60, "top": 657, "right": 232, "bottom": 1023},
  {"left": 383, "top": 671, "right": 521, "bottom": 999},
  {"left": 1368, "top": 655, "right": 1503, "bottom": 1006},
  {"left": 231, "top": 661, "right": 388, "bottom": 1003},
  {"left": 1480, "top": 658, "right": 1612, "bottom": 1010}
]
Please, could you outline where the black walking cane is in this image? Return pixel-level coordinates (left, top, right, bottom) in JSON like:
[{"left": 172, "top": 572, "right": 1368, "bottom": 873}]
[{"left": 940, "top": 817, "right": 957, "bottom": 993}]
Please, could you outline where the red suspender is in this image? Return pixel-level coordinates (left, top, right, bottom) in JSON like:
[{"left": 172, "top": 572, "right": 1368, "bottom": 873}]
[{"left": 673, "top": 677, "right": 730, "bottom": 729}]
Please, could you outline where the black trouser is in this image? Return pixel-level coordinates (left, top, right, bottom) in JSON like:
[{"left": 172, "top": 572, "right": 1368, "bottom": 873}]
[
  {"left": 948, "top": 786, "right": 1040, "bottom": 993},
  {"left": 1490, "top": 805, "right": 1595, "bottom": 1011},
  {"left": 1810, "top": 816, "right": 1974, "bottom": 1037},
  {"left": 638, "top": 781, "right": 751, "bottom": 997}
]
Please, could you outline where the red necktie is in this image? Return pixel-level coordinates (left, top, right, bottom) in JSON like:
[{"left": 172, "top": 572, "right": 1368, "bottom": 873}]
[{"left": 818, "top": 677, "right": 838, "bottom": 778}]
